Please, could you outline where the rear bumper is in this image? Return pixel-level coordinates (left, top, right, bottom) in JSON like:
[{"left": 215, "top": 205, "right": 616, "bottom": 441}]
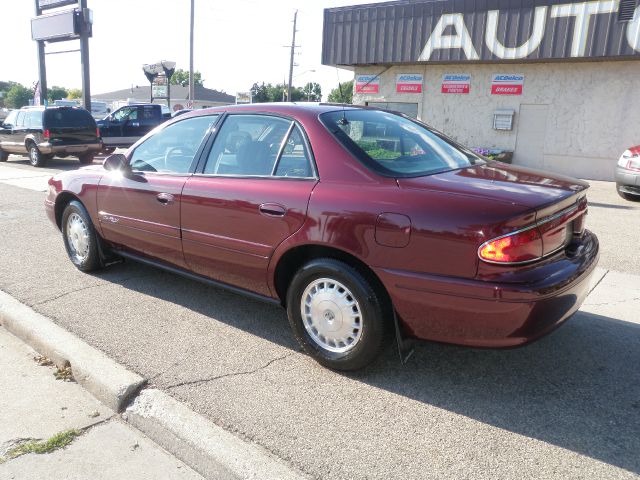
[
  {"left": 376, "top": 230, "right": 599, "bottom": 348},
  {"left": 38, "top": 142, "right": 102, "bottom": 155},
  {"left": 615, "top": 166, "right": 640, "bottom": 194}
]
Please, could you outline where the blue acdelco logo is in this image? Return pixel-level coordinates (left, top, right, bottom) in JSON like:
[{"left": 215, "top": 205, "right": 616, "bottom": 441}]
[
  {"left": 357, "top": 75, "right": 378, "bottom": 82},
  {"left": 444, "top": 75, "right": 470, "bottom": 81},
  {"left": 398, "top": 74, "right": 422, "bottom": 82},
  {"left": 494, "top": 75, "right": 524, "bottom": 82}
]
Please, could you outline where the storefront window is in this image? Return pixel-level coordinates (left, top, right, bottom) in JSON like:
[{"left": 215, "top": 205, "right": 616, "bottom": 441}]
[{"left": 366, "top": 102, "right": 419, "bottom": 119}]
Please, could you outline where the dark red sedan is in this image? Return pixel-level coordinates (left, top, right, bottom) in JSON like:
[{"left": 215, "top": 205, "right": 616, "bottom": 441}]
[{"left": 45, "top": 104, "right": 599, "bottom": 370}]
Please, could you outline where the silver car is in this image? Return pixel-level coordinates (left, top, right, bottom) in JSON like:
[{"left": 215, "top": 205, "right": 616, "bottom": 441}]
[{"left": 615, "top": 145, "right": 640, "bottom": 201}]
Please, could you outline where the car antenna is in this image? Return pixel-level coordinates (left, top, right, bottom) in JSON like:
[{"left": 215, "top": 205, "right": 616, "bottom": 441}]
[{"left": 335, "top": 68, "right": 349, "bottom": 125}]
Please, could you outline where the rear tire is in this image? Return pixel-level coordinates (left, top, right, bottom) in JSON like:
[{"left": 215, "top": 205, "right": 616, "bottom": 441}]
[
  {"left": 286, "top": 258, "right": 389, "bottom": 371},
  {"left": 61, "top": 200, "right": 103, "bottom": 272},
  {"left": 28, "top": 143, "right": 46, "bottom": 167},
  {"left": 0, "top": 148, "right": 8, "bottom": 162},
  {"left": 616, "top": 184, "right": 640, "bottom": 202},
  {"left": 79, "top": 154, "right": 95, "bottom": 165}
]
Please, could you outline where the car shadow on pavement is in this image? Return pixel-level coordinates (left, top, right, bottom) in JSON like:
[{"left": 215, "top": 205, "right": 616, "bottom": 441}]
[
  {"left": 93, "top": 261, "right": 639, "bottom": 475},
  {"left": 360, "top": 312, "right": 640, "bottom": 475},
  {"left": 5, "top": 156, "right": 105, "bottom": 172}
]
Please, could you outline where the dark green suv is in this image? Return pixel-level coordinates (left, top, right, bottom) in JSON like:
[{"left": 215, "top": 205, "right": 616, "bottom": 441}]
[{"left": 0, "top": 106, "right": 102, "bottom": 167}]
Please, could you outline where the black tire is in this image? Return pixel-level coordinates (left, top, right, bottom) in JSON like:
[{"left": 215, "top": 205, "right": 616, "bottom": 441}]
[
  {"left": 28, "top": 143, "right": 46, "bottom": 167},
  {"left": 78, "top": 154, "right": 95, "bottom": 165},
  {"left": 286, "top": 258, "right": 390, "bottom": 371},
  {"left": 0, "top": 148, "right": 8, "bottom": 162},
  {"left": 61, "top": 200, "right": 103, "bottom": 272},
  {"left": 616, "top": 184, "right": 640, "bottom": 202}
]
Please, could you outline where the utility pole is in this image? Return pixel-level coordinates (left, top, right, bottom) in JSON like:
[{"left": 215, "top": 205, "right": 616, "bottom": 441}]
[
  {"left": 79, "top": 0, "right": 91, "bottom": 110},
  {"left": 287, "top": 10, "right": 297, "bottom": 103},
  {"left": 189, "top": 0, "right": 195, "bottom": 106}
]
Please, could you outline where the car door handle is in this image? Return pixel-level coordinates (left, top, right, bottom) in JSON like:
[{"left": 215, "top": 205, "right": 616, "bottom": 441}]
[
  {"left": 259, "top": 203, "right": 286, "bottom": 217},
  {"left": 156, "top": 193, "right": 175, "bottom": 205},
  {"left": 130, "top": 122, "right": 140, "bottom": 127}
]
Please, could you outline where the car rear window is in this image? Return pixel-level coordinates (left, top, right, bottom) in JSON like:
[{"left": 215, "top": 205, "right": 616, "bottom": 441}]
[
  {"left": 44, "top": 108, "right": 96, "bottom": 128},
  {"left": 319, "top": 109, "right": 484, "bottom": 178}
]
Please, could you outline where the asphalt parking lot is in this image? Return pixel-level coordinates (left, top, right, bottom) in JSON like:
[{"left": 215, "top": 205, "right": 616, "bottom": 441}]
[{"left": 1, "top": 156, "right": 639, "bottom": 479}]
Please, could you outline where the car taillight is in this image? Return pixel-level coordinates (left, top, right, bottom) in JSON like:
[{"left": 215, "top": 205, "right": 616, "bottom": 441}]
[
  {"left": 43, "top": 129, "right": 50, "bottom": 139},
  {"left": 478, "top": 227, "right": 543, "bottom": 264},
  {"left": 96, "top": 127, "right": 101, "bottom": 138}
]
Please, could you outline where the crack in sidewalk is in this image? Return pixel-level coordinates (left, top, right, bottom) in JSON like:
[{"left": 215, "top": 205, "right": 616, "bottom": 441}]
[
  {"left": 165, "top": 353, "right": 293, "bottom": 390},
  {"left": 585, "top": 296, "right": 640, "bottom": 307},
  {"left": 31, "top": 283, "right": 107, "bottom": 307}
]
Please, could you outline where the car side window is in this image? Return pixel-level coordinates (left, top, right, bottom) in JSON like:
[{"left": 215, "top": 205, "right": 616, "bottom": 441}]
[
  {"left": 203, "top": 115, "right": 301, "bottom": 176},
  {"left": 15, "top": 111, "right": 26, "bottom": 128},
  {"left": 3, "top": 110, "right": 18, "bottom": 127},
  {"left": 27, "top": 111, "right": 43, "bottom": 129},
  {"left": 129, "top": 115, "right": 218, "bottom": 174},
  {"left": 113, "top": 107, "right": 133, "bottom": 122},
  {"left": 273, "top": 125, "right": 313, "bottom": 178}
]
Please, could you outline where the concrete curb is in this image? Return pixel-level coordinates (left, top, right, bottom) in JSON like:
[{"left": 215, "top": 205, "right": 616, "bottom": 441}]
[
  {"left": 125, "top": 389, "right": 308, "bottom": 480},
  {"left": 0, "top": 290, "right": 307, "bottom": 479},
  {"left": 0, "top": 290, "right": 145, "bottom": 412}
]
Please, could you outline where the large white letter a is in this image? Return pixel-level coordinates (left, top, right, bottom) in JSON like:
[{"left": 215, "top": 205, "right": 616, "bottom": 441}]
[{"left": 419, "top": 14, "right": 480, "bottom": 61}]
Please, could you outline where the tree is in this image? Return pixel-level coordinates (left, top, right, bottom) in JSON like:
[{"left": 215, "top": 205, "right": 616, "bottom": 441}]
[
  {"left": 250, "top": 82, "right": 270, "bottom": 103},
  {"left": 67, "top": 88, "right": 83, "bottom": 99},
  {"left": 170, "top": 69, "right": 203, "bottom": 87},
  {"left": 5, "top": 84, "right": 33, "bottom": 109},
  {"left": 249, "top": 82, "right": 309, "bottom": 103},
  {"left": 47, "top": 86, "right": 68, "bottom": 102},
  {"left": 328, "top": 80, "right": 353, "bottom": 104},
  {"left": 302, "top": 82, "right": 322, "bottom": 102}
]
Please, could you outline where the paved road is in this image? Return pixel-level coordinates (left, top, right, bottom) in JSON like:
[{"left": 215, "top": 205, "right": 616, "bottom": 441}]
[{"left": 1, "top": 158, "right": 639, "bottom": 479}]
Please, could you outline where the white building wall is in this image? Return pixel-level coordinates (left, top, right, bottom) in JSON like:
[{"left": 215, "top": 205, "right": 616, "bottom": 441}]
[{"left": 353, "top": 61, "right": 640, "bottom": 181}]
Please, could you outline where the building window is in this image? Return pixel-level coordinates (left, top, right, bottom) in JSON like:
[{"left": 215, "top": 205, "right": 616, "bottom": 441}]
[{"left": 366, "top": 102, "right": 419, "bottom": 119}]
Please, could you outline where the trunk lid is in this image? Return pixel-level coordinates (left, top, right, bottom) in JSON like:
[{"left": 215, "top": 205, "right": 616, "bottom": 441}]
[{"left": 398, "top": 161, "right": 589, "bottom": 210}]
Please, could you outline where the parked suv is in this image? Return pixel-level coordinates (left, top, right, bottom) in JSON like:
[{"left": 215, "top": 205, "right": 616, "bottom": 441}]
[{"left": 0, "top": 106, "right": 101, "bottom": 167}]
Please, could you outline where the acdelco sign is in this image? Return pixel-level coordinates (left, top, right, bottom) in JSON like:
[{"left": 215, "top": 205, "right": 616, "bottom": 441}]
[
  {"left": 322, "top": 0, "right": 640, "bottom": 66},
  {"left": 491, "top": 74, "right": 525, "bottom": 95}
]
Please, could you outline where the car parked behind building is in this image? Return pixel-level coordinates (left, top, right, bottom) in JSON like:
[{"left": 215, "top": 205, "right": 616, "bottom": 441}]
[
  {"left": 615, "top": 145, "right": 640, "bottom": 201},
  {"left": 0, "top": 106, "right": 101, "bottom": 167}
]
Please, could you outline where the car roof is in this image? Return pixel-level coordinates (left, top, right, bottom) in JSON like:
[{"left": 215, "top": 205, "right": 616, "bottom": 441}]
[{"left": 188, "top": 102, "right": 364, "bottom": 117}]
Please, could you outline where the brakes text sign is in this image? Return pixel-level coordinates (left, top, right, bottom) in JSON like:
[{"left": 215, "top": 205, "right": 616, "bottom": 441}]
[
  {"left": 441, "top": 74, "right": 471, "bottom": 94},
  {"left": 396, "top": 74, "right": 423, "bottom": 93},
  {"left": 355, "top": 75, "right": 380, "bottom": 94},
  {"left": 491, "top": 74, "right": 524, "bottom": 95}
]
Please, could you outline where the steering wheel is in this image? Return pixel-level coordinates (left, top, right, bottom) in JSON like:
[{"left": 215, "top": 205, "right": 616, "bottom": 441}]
[{"left": 163, "top": 146, "right": 195, "bottom": 170}]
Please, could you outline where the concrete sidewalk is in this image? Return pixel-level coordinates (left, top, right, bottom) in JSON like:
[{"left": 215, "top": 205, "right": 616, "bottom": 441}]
[{"left": 0, "top": 326, "right": 204, "bottom": 480}]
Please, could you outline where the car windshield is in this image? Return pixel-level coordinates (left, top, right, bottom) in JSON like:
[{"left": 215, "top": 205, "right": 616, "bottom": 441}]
[
  {"left": 320, "top": 109, "right": 484, "bottom": 177},
  {"left": 44, "top": 108, "right": 96, "bottom": 128}
]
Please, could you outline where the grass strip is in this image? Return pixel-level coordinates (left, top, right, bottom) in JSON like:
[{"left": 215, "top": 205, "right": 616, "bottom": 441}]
[{"left": 0, "top": 429, "right": 81, "bottom": 463}]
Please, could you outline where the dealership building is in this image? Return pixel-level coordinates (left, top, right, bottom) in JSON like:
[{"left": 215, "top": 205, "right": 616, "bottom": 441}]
[{"left": 322, "top": 0, "right": 640, "bottom": 180}]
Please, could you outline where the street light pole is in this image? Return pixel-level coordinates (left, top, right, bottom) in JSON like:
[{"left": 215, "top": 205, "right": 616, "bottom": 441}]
[{"left": 189, "top": 0, "right": 195, "bottom": 106}]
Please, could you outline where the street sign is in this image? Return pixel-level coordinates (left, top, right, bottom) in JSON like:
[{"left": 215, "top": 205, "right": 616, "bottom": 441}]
[
  {"left": 31, "top": 9, "right": 79, "bottom": 41},
  {"left": 38, "top": 0, "right": 77, "bottom": 11}
]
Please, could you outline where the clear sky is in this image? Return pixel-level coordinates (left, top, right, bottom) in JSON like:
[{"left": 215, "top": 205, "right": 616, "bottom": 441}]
[{"left": 3, "top": 0, "right": 377, "bottom": 100}]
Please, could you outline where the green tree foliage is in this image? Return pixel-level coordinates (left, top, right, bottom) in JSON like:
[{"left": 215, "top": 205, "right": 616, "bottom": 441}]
[
  {"left": 328, "top": 80, "right": 353, "bottom": 104},
  {"left": 170, "top": 69, "right": 203, "bottom": 87},
  {"left": 47, "top": 86, "right": 68, "bottom": 102},
  {"left": 5, "top": 84, "right": 33, "bottom": 109},
  {"left": 301, "top": 82, "right": 322, "bottom": 102},
  {"left": 249, "top": 81, "right": 317, "bottom": 103},
  {"left": 67, "top": 88, "right": 83, "bottom": 99}
]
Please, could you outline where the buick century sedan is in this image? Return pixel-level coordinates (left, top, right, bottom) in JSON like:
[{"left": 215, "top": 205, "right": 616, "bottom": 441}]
[{"left": 45, "top": 104, "right": 599, "bottom": 370}]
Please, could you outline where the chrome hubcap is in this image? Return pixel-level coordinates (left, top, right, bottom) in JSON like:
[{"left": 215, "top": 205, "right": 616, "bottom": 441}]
[
  {"left": 301, "top": 278, "right": 363, "bottom": 353},
  {"left": 66, "top": 213, "right": 90, "bottom": 261},
  {"left": 30, "top": 149, "right": 38, "bottom": 163}
]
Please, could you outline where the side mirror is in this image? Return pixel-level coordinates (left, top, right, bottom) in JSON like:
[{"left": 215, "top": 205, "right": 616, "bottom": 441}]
[{"left": 103, "top": 153, "right": 129, "bottom": 171}]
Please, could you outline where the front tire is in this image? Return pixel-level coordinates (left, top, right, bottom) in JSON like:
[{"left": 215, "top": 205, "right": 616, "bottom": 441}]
[
  {"left": 28, "top": 144, "right": 46, "bottom": 167},
  {"left": 286, "top": 258, "right": 389, "bottom": 371},
  {"left": 61, "top": 201, "right": 102, "bottom": 272}
]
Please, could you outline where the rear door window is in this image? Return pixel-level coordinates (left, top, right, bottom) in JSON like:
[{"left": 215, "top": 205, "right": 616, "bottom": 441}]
[
  {"left": 27, "top": 111, "right": 43, "bottom": 129},
  {"left": 44, "top": 109, "right": 96, "bottom": 128}
]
